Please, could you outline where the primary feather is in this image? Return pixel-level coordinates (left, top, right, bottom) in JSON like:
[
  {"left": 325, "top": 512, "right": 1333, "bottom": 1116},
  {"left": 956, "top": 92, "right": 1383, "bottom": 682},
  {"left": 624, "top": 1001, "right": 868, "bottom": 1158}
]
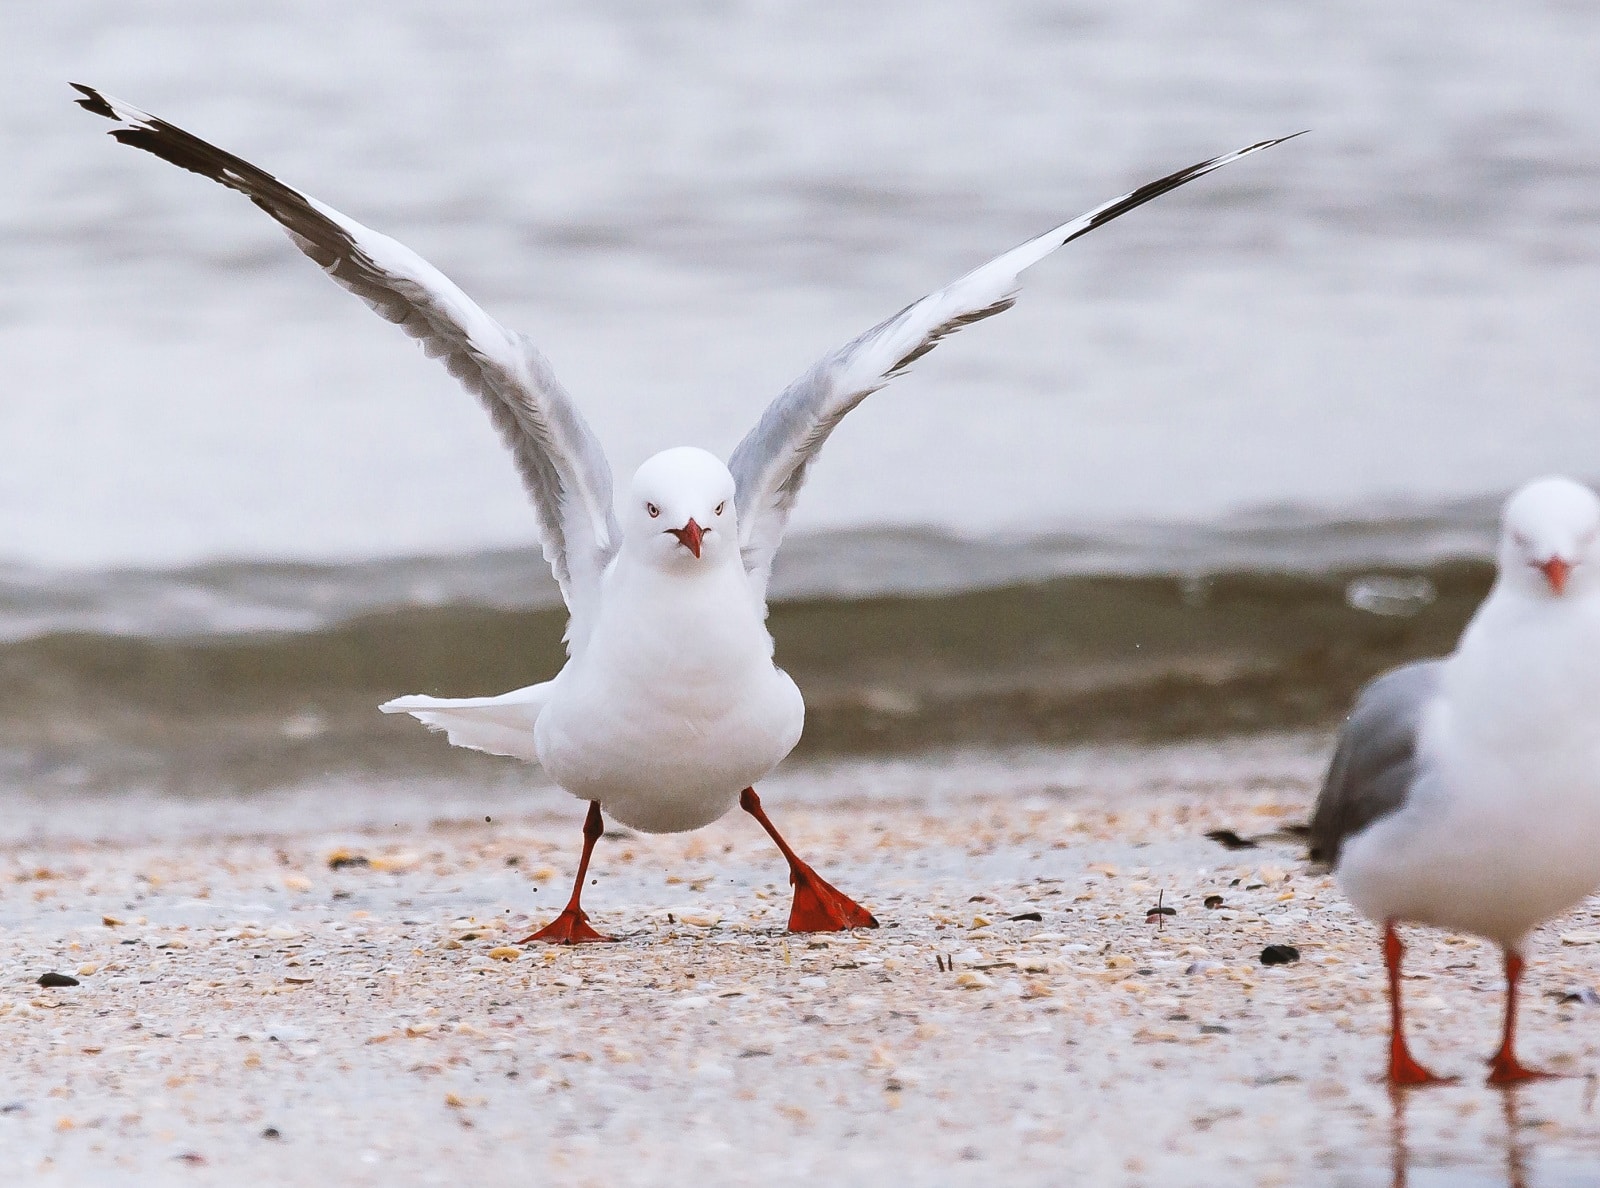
[
  {"left": 727, "top": 133, "right": 1303, "bottom": 602},
  {"left": 72, "top": 83, "right": 620, "bottom": 650}
]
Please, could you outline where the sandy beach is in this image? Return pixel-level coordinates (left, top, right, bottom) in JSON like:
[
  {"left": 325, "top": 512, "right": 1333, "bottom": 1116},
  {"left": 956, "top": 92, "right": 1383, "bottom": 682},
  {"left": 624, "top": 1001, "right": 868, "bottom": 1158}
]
[{"left": 4, "top": 736, "right": 1600, "bottom": 1186}]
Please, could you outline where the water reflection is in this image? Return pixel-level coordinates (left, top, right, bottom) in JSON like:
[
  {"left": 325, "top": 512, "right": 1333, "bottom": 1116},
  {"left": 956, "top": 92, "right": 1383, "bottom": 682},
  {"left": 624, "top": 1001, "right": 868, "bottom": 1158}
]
[{"left": 1388, "top": 1087, "right": 1530, "bottom": 1188}]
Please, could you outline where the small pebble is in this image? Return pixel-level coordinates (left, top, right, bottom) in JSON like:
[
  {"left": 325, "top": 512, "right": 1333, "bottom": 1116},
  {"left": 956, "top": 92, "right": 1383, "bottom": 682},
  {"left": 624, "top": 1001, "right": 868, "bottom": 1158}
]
[
  {"left": 1260, "top": 945, "right": 1301, "bottom": 966},
  {"left": 37, "top": 972, "right": 79, "bottom": 988}
]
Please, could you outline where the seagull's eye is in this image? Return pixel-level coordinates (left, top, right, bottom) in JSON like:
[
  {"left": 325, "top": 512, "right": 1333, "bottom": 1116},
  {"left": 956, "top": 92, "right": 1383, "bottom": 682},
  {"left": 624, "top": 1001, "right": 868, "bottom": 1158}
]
[
  {"left": 715, "top": 501, "right": 726, "bottom": 516},
  {"left": 646, "top": 503, "right": 660, "bottom": 519}
]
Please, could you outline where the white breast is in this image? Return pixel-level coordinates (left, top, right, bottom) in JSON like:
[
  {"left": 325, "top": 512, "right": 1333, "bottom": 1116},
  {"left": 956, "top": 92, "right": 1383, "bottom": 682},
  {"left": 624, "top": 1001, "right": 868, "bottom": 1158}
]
[{"left": 534, "top": 554, "right": 804, "bottom": 833}]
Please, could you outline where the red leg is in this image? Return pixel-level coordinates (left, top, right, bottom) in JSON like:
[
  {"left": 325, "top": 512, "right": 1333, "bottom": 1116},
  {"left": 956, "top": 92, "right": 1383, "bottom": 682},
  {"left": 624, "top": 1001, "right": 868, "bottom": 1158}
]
[
  {"left": 1384, "top": 922, "right": 1451, "bottom": 1086},
  {"left": 1487, "top": 950, "right": 1554, "bottom": 1085},
  {"left": 519, "top": 801, "right": 614, "bottom": 945},
  {"left": 740, "top": 787, "right": 878, "bottom": 932}
]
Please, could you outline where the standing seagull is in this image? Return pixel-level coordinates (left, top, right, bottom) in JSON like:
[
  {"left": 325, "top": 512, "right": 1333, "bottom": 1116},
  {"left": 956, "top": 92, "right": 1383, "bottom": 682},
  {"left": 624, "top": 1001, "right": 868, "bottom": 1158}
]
[
  {"left": 1311, "top": 476, "right": 1600, "bottom": 1084},
  {"left": 75, "top": 82, "right": 1294, "bottom": 942}
]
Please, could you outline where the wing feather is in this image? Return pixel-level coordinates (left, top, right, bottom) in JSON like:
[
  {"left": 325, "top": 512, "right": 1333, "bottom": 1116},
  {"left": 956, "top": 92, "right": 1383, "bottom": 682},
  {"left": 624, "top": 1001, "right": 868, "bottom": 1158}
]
[
  {"left": 1308, "top": 660, "right": 1443, "bottom": 867},
  {"left": 727, "top": 133, "right": 1303, "bottom": 602},
  {"left": 73, "top": 84, "right": 620, "bottom": 642}
]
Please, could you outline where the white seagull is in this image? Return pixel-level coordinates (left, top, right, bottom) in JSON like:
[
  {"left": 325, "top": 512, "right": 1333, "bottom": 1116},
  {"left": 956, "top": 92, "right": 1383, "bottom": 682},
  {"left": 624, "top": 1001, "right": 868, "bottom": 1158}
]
[
  {"left": 1311, "top": 476, "right": 1600, "bottom": 1084},
  {"left": 76, "top": 82, "right": 1295, "bottom": 942}
]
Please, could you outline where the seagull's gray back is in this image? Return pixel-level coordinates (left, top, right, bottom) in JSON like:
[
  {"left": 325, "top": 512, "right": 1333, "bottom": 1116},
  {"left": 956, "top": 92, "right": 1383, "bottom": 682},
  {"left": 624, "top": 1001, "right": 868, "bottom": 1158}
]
[{"left": 1308, "top": 659, "right": 1444, "bottom": 867}]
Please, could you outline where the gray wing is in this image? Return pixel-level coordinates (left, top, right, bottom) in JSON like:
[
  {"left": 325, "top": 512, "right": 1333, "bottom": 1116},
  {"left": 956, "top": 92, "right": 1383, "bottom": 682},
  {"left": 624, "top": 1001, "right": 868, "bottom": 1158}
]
[
  {"left": 1308, "top": 659, "right": 1444, "bottom": 868},
  {"left": 726, "top": 133, "right": 1303, "bottom": 603},
  {"left": 73, "top": 84, "right": 621, "bottom": 639}
]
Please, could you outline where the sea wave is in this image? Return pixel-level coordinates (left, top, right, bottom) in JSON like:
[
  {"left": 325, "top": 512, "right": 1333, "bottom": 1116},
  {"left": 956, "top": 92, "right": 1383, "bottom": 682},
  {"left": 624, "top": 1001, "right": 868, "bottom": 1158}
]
[{"left": 0, "top": 505, "right": 1498, "bottom": 795}]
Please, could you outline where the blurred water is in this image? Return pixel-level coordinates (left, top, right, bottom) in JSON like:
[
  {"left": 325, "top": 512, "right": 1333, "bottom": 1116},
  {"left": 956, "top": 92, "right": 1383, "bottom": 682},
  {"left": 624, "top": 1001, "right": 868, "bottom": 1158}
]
[{"left": 5, "top": 1, "right": 1600, "bottom": 571}]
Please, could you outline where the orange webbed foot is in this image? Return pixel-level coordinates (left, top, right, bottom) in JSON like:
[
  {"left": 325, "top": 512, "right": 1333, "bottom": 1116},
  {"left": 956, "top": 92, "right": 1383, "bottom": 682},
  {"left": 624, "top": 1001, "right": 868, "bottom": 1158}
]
[
  {"left": 519, "top": 907, "right": 615, "bottom": 945},
  {"left": 787, "top": 863, "right": 879, "bottom": 932}
]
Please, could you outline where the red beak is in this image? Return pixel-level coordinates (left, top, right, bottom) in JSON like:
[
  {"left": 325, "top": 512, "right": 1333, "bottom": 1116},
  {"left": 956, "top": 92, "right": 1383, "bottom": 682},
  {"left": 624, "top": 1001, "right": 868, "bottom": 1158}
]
[
  {"left": 669, "top": 518, "right": 704, "bottom": 558},
  {"left": 1540, "top": 556, "right": 1571, "bottom": 595}
]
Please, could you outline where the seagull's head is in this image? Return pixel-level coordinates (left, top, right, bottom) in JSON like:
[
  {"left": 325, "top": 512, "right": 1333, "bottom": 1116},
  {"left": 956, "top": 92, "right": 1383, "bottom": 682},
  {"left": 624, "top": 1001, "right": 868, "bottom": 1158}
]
[
  {"left": 1498, "top": 476, "right": 1600, "bottom": 599},
  {"left": 626, "top": 447, "right": 739, "bottom": 569}
]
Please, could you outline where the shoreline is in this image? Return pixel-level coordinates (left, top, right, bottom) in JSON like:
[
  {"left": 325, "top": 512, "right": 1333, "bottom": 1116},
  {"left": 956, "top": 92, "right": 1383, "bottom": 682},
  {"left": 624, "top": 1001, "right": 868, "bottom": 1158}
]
[{"left": 5, "top": 736, "right": 1600, "bottom": 1185}]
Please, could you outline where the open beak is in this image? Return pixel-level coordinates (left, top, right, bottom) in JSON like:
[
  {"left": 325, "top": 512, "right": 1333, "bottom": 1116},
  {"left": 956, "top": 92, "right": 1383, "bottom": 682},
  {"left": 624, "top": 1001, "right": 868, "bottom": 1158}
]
[
  {"left": 1540, "top": 556, "right": 1571, "bottom": 595},
  {"left": 668, "top": 518, "right": 704, "bottom": 559}
]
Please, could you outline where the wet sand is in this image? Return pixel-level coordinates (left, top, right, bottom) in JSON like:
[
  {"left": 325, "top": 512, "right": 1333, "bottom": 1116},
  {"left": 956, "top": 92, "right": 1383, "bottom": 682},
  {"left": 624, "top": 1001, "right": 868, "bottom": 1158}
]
[{"left": 5, "top": 736, "right": 1600, "bottom": 1186}]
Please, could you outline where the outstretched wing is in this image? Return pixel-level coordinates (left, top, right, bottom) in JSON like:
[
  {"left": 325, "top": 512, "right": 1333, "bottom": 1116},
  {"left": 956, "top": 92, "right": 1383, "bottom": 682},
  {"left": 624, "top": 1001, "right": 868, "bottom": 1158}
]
[
  {"left": 727, "top": 134, "right": 1302, "bottom": 602},
  {"left": 1308, "top": 660, "right": 1442, "bottom": 868},
  {"left": 73, "top": 84, "right": 621, "bottom": 640}
]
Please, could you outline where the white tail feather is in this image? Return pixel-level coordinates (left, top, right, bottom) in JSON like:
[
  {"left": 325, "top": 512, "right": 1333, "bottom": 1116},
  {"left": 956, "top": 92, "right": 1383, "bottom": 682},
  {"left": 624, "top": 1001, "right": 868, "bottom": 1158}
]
[{"left": 380, "top": 683, "right": 552, "bottom": 762}]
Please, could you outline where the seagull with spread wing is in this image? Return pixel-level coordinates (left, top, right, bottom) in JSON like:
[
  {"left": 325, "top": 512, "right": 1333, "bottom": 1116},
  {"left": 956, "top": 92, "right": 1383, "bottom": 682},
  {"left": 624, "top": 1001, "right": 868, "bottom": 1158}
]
[{"left": 75, "top": 82, "right": 1294, "bottom": 942}]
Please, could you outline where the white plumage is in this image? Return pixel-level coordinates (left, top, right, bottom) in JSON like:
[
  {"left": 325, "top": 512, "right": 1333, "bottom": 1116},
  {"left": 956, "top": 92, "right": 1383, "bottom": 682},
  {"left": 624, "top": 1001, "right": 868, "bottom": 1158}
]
[
  {"left": 1313, "top": 475, "right": 1600, "bottom": 1083},
  {"left": 75, "top": 81, "right": 1293, "bottom": 939}
]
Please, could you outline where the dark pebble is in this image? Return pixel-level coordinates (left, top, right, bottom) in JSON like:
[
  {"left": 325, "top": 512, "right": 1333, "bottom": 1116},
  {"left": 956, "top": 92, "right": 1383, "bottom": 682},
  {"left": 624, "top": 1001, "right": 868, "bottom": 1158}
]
[
  {"left": 1008, "top": 911, "right": 1043, "bottom": 922},
  {"left": 1205, "top": 829, "right": 1259, "bottom": 851},
  {"left": 36, "top": 972, "right": 79, "bottom": 988},
  {"left": 1203, "top": 895, "right": 1225, "bottom": 909},
  {"left": 1199, "top": 1023, "right": 1231, "bottom": 1035},
  {"left": 261, "top": 1127, "right": 282, "bottom": 1140},
  {"left": 328, "top": 855, "right": 369, "bottom": 870},
  {"left": 1260, "top": 945, "right": 1301, "bottom": 966}
]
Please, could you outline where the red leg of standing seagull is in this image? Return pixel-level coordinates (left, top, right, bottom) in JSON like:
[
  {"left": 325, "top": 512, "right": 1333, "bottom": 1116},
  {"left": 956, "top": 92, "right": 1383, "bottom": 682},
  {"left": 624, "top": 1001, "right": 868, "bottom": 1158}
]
[
  {"left": 1487, "top": 950, "right": 1554, "bottom": 1085},
  {"left": 740, "top": 787, "right": 878, "bottom": 932},
  {"left": 1384, "top": 922, "right": 1451, "bottom": 1086},
  {"left": 519, "top": 800, "right": 614, "bottom": 945}
]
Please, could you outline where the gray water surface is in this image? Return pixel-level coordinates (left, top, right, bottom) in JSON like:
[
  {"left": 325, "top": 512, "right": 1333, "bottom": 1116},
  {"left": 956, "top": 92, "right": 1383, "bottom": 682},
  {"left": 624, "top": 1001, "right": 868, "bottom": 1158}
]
[{"left": 6, "top": 1, "right": 1600, "bottom": 570}]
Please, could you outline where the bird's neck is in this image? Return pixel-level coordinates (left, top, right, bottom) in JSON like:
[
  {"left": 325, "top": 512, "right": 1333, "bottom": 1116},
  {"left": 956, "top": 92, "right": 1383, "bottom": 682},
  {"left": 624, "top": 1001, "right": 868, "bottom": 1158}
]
[
  {"left": 1448, "top": 585, "right": 1600, "bottom": 731},
  {"left": 583, "top": 549, "right": 774, "bottom": 686}
]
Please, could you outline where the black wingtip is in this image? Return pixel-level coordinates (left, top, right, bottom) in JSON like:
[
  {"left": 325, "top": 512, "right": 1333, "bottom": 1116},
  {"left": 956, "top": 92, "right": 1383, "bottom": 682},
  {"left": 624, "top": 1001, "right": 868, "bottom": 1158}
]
[
  {"left": 1230, "top": 129, "right": 1309, "bottom": 157},
  {"left": 70, "top": 82, "right": 117, "bottom": 119}
]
